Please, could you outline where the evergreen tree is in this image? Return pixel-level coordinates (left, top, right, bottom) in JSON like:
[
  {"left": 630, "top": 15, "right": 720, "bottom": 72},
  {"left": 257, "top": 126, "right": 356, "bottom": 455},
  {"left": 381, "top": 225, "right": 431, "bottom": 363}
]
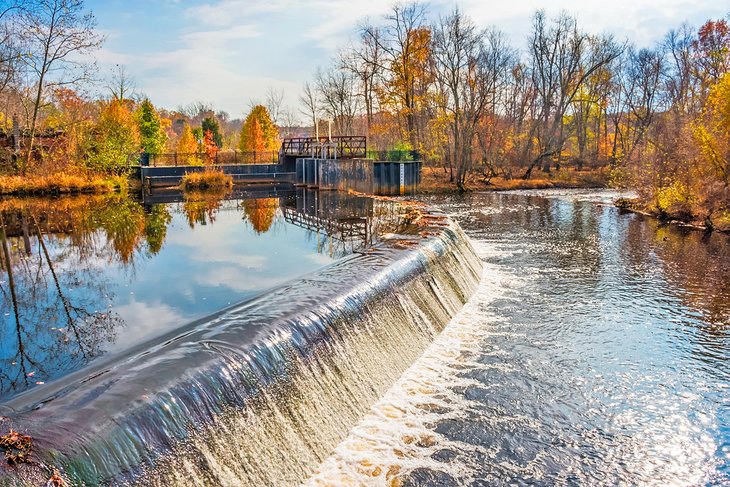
[
  {"left": 136, "top": 99, "right": 167, "bottom": 155},
  {"left": 202, "top": 116, "right": 223, "bottom": 148}
]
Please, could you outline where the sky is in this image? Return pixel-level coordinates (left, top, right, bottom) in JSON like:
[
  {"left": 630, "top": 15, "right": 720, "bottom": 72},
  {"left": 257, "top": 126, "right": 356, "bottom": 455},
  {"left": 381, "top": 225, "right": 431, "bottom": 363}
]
[{"left": 87, "top": 0, "right": 728, "bottom": 119}]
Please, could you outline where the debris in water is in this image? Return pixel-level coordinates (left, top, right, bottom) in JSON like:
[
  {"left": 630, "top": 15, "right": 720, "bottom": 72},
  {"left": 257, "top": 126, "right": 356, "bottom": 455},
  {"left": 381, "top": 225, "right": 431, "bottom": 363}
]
[
  {"left": 47, "top": 469, "right": 66, "bottom": 486},
  {"left": 0, "top": 429, "right": 33, "bottom": 465}
]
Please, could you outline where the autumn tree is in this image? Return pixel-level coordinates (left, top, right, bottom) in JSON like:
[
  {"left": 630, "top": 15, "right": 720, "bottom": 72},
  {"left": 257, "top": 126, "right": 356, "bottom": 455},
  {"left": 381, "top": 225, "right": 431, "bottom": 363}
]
[
  {"left": 202, "top": 129, "right": 218, "bottom": 162},
  {"left": 693, "top": 20, "right": 730, "bottom": 90},
  {"left": 177, "top": 123, "right": 199, "bottom": 164},
  {"left": 83, "top": 99, "right": 139, "bottom": 174},
  {"left": 694, "top": 73, "right": 730, "bottom": 185},
  {"left": 363, "top": 3, "right": 433, "bottom": 148},
  {"left": 47, "top": 87, "right": 94, "bottom": 167},
  {"left": 239, "top": 105, "right": 278, "bottom": 152},
  {"left": 136, "top": 99, "right": 166, "bottom": 156},
  {"left": 201, "top": 116, "right": 222, "bottom": 148},
  {"left": 243, "top": 198, "right": 278, "bottom": 234},
  {"left": 18, "top": 0, "right": 104, "bottom": 172}
]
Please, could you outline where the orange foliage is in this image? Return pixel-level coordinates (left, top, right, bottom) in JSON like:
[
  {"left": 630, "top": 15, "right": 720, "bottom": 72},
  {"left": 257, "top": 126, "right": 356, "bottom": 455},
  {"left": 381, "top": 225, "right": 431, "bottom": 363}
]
[
  {"left": 243, "top": 198, "right": 278, "bottom": 234},
  {"left": 203, "top": 129, "right": 218, "bottom": 162}
]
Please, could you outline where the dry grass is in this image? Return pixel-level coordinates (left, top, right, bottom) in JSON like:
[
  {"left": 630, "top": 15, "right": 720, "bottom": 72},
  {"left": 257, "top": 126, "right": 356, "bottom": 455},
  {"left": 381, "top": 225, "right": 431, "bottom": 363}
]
[
  {"left": 180, "top": 169, "right": 233, "bottom": 191},
  {"left": 0, "top": 173, "right": 127, "bottom": 196},
  {"left": 419, "top": 166, "right": 610, "bottom": 194}
]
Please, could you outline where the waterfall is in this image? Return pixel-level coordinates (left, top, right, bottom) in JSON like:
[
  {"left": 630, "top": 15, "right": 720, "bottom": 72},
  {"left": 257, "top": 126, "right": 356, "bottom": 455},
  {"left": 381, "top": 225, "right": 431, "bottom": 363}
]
[{"left": 1, "top": 215, "right": 481, "bottom": 486}]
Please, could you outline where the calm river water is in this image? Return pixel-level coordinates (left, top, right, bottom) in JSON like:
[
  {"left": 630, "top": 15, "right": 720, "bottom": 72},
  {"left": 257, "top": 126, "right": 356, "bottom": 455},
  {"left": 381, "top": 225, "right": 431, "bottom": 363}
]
[{"left": 308, "top": 189, "right": 730, "bottom": 486}]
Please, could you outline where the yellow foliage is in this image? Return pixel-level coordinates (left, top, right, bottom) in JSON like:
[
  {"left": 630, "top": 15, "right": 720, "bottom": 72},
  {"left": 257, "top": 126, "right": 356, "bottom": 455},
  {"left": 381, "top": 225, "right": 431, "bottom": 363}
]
[
  {"left": 656, "top": 180, "right": 694, "bottom": 213},
  {"left": 177, "top": 124, "right": 200, "bottom": 164},
  {"left": 694, "top": 72, "right": 730, "bottom": 183},
  {"left": 0, "top": 173, "right": 126, "bottom": 195}
]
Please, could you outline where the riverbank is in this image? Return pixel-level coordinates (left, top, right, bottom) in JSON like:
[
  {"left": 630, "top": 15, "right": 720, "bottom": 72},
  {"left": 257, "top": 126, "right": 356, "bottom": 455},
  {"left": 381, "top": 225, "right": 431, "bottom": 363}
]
[
  {"left": 0, "top": 173, "right": 128, "bottom": 196},
  {"left": 615, "top": 197, "right": 730, "bottom": 235},
  {"left": 419, "top": 166, "right": 610, "bottom": 194}
]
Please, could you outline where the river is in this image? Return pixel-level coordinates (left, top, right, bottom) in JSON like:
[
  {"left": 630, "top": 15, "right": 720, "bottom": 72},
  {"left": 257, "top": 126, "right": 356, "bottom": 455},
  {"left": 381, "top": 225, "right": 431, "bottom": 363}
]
[{"left": 306, "top": 189, "right": 730, "bottom": 486}]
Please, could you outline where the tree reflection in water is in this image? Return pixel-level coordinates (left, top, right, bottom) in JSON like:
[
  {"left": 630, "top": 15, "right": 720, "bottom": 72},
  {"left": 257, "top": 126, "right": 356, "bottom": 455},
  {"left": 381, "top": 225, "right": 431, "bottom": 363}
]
[
  {"left": 243, "top": 198, "right": 278, "bottom": 234},
  {"left": 181, "top": 188, "right": 230, "bottom": 229},
  {"left": 0, "top": 189, "right": 411, "bottom": 401},
  {"left": 0, "top": 195, "right": 169, "bottom": 400}
]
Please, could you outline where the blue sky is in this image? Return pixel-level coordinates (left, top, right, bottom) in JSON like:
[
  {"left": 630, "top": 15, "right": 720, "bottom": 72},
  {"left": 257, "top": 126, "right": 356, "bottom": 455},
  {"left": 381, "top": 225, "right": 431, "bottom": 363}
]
[{"left": 87, "top": 0, "right": 728, "bottom": 119}]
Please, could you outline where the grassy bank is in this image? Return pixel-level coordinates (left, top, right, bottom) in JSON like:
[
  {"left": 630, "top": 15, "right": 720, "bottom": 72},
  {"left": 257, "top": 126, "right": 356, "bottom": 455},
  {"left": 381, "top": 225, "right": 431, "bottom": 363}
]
[
  {"left": 419, "top": 166, "right": 610, "bottom": 194},
  {"left": 0, "top": 173, "right": 128, "bottom": 196},
  {"left": 180, "top": 170, "right": 233, "bottom": 191}
]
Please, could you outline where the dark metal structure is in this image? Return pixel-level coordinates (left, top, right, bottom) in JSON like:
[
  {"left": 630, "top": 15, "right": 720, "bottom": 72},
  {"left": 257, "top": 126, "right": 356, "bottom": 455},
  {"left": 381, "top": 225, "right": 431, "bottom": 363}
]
[{"left": 280, "top": 136, "right": 367, "bottom": 159}]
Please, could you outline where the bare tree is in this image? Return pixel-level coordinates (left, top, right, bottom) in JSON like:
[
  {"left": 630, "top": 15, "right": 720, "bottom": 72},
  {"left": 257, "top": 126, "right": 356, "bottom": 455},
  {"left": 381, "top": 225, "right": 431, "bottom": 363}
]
[
  {"left": 265, "top": 87, "right": 284, "bottom": 126},
  {"left": 432, "top": 9, "right": 512, "bottom": 189},
  {"left": 299, "top": 81, "right": 320, "bottom": 135},
  {"left": 0, "top": 2, "right": 21, "bottom": 99},
  {"left": 19, "top": 0, "right": 104, "bottom": 173},
  {"left": 621, "top": 46, "right": 664, "bottom": 162},
  {"left": 106, "top": 64, "right": 136, "bottom": 102},
  {"left": 315, "top": 67, "right": 360, "bottom": 136},
  {"left": 342, "top": 26, "right": 384, "bottom": 130},
  {"left": 279, "top": 108, "right": 299, "bottom": 138},
  {"left": 521, "top": 11, "right": 622, "bottom": 178},
  {"left": 569, "top": 37, "right": 618, "bottom": 168},
  {"left": 177, "top": 100, "right": 214, "bottom": 123}
]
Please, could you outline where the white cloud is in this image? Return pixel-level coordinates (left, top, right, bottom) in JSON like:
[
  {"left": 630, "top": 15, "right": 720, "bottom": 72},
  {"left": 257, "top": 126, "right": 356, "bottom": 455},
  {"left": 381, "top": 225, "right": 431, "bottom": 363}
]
[
  {"left": 96, "top": 0, "right": 728, "bottom": 114},
  {"left": 114, "top": 299, "right": 187, "bottom": 347},
  {"left": 181, "top": 24, "right": 262, "bottom": 44}
]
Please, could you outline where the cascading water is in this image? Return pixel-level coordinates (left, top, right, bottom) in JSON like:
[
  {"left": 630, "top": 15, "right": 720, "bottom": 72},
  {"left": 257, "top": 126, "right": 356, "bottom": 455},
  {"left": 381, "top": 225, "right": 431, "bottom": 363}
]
[
  {"left": 304, "top": 190, "right": 730, "bottom": 486},
  {"left": 0, "top": 205, "right": 482, "bottom": 486}
]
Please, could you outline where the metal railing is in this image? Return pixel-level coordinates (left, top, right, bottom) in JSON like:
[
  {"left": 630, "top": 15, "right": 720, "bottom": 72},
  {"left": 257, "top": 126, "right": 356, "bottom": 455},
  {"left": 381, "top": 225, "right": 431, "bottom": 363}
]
[
  {"left": 281, "top": 136, "right": 367, "bottom": 159},
  {"left": 140, "top": 151, "right": 278, "bottom": 167}
]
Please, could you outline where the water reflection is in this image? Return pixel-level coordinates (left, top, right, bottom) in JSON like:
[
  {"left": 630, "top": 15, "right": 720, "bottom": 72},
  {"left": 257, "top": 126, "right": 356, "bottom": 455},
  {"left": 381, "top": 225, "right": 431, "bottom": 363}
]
[
  {"left": 0, "top": 208, "right": 120, "bottom": 400},
  {"left": 0, "top": 188, "right": 406, "bottom": 401}
]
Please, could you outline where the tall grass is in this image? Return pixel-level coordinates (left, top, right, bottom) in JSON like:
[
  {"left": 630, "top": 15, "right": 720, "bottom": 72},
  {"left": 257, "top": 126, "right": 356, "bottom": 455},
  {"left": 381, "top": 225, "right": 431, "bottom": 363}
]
[
  {"left": 180, "top": 169, "right": 233, "bottom": 191},
  {"left": 0, "top": 173, "right": 127, "bottom": 196}
]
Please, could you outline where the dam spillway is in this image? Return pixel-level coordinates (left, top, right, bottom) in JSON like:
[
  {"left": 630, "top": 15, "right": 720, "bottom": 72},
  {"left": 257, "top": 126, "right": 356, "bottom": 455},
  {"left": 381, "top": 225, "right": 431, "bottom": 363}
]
[{"left": 0, "top": 189, "right": 482, "bottom": 485}]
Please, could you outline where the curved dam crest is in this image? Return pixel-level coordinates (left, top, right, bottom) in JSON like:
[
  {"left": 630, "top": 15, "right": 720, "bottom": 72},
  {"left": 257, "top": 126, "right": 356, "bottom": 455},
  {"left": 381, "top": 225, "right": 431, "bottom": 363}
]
[{"left": 0, "top": 200, "right": 482, "bottom": 486}]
